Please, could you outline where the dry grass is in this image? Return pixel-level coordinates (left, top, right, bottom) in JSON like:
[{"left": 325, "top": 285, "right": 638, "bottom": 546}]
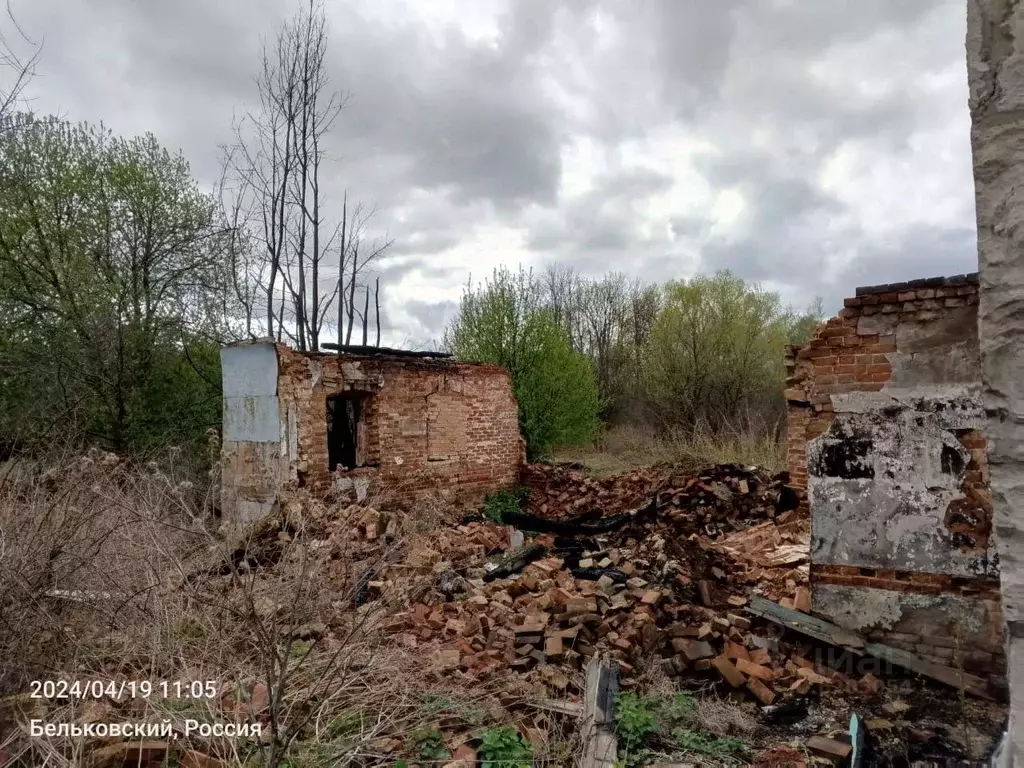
[
  {"left": 662, "top": 424, "right": 785, "bottom": 474},
  {"left": 553, "top": 422, "right": 784, "bottom": 476},
  {"left": 0, "top": 451, "right": 582, "bottom": 767}
]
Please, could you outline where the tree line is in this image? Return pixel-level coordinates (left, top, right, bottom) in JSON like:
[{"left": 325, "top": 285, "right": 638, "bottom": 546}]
[
  {"left": 0, "top": 1, "right": 387, "bottom": 463},
  {"left": 444, "top": 266, "right": 822, "bottom": 461},
  {"left": 0, "top": 2, "right": 825, "bottom": 468}
]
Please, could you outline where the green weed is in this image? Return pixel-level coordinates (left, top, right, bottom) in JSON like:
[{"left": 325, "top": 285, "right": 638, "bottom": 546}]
[
  {"left": 412, "top": 727, "right": 449, "bottom": 762},
  {"left": 672, "top": 728, "right": 747, "bottom": 762},
  {"left": 615, "top": 693, "right": 659, "bottom": 767},
  {"left": 615, "top": 691, "right": 747, "bottom": 766},
  {"left": 418, "top": 692, "right": 485, "bottom": 725},
  {"left": 289, "top": 640, "right": 313, "bottom": 660},
  {"left": 482, "top": 487, "right": 529, "bottom": 523},
  {"left": 478, "top": 725, "right": 532, "bottom": 768},
  {"left": 324, "top": 709, "right": 364, "bottom": 742}
]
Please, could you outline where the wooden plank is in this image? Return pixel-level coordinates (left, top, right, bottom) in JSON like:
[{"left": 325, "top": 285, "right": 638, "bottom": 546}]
[
  {"left": 581, "top": 656, "right": 618, "bottom": 768},
  {"left": 746, "top": 596, "right": 866, "bottom": 652},
  {"left": 863, "top": 642, "right": 993, "bottom": 700},
  {"left": 746, "top": 596, "right": 994, "bottom": 700},
  {"left": 528, "top": 699, "right": 583, "bottom": 718}
]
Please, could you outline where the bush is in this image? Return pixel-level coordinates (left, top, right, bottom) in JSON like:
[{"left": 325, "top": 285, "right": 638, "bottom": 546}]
[
  {"left": 444, "top": 267, "right": 600, "bottom": 460},
  {"left": 615, "top": 692, "right": 660, "bottom": 765},
  {"left": 0, "top": 116, "right": 229, "bottom": 467},
  {"left": 672, "top": 728, "right": 746, "bottom": 761},
  {"left": 412, "top": 727, "right": 448, "bottom": 761}
]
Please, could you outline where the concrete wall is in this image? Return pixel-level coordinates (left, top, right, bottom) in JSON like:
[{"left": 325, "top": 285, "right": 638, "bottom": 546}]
[
  {"left": 220, "top": 343, "right": 522, "bottom": 529},
  {"left": 967, "top": 0, "right": 1024, "bottom": 758},
  {"left": 220, "top": 343, "right": 288, "bottom": 530},
  {"left": 785, "top": 275, "right": 1005, "bottom": 683}
]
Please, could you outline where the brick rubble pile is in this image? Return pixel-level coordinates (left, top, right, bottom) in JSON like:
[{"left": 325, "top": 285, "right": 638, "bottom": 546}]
[{"left": 360, "top": 464, "right": 886, "bottom": 709}]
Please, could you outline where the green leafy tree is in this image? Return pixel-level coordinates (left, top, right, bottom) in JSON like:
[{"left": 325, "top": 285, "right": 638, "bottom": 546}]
[
  {"left": 0, "top": 115, "right": 232, "bottom": 458},
  {"left": 444, "top": 266, "right": 600, "bottom": 461},
  {"left": 646, "top": 270, "right": 791, "bottom": 431}
]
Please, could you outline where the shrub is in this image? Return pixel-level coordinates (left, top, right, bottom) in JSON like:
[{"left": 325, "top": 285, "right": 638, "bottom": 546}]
[
  {"left": 672, "top": 728, "right": 747, "bottom": 762},
  {"left": 614, "top": 690, "right": 748, "bottom": 766},
  {"left": 444, "top": 266, "right": 601, "bottom": 461},
  {"left": 646, "top": 270, "right": 791, "bottom": 432}
]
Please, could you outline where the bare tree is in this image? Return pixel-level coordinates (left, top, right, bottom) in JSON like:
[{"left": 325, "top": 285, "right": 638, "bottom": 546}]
[
  {"left": 0, "top": 3, "right": 40, "bottom": 131},
  {"left": 375, "top": 277, "right": 381, "bottom": 347},
  {"left": 541, "top": 264, "right": 584, "bottom": 352},
  {"left": 577, "top": 274, "right": 631, "bottom": 407},
  {"left": 539, "top": 267, "right": 660, "bottom": 420},
  {"left": 223, "top": 0, "right": 391, "bottom": 350},
  {"left": 337, "top": 198, "right": 391, "bottom": 348}
]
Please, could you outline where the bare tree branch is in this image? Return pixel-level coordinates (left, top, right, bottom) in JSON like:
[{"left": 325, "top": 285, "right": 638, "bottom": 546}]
[
  {"left": 220, "top": 0, "right": 391, "bottom": 351},
  {"left": 0, "top": 2, "right": 40, "bottom": 131}
]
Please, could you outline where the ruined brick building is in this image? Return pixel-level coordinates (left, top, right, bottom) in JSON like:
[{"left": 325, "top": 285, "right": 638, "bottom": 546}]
[
  {"left": 785, "top": 273, "right": 1005, "bottom": 685},
  {"left": 219, "top": 342, "right": 522, "bottom": 529}
]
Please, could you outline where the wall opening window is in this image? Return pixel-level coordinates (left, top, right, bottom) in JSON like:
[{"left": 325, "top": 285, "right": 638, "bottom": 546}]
[{"left": 327, "top": 394, "right": 370, "bottom": 471}]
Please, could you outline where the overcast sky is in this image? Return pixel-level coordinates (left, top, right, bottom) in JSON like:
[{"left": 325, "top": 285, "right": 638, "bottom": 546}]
[{"left": 10, "top": 0, "right": 976, "bottom": 348}]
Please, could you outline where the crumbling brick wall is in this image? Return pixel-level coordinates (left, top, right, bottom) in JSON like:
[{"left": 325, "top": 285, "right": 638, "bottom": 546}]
[
  {"left": 221, "top": 342, "right": 522, "bottom": 527},
  {"left": 784, "top": 274, "right": 1005, "bottom": 685}
]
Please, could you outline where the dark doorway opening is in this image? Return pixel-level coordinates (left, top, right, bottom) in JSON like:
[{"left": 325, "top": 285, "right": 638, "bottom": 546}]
[{"left": 327, "top": 394, "right": 368, "bottom": 471}]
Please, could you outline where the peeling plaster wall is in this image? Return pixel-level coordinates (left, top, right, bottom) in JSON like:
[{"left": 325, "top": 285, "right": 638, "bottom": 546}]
[
  {"left": 887, "top": 308, "right": 981, "bottom": 390},
  {"left": 968, "top": 0, "right": 1024, "bottom": 756},
  {"left": 785, "top": 274, "right": 1005, "bottom": 685},
  {"left": 808, "top": 390, "right": 995, "bottom": 578}
]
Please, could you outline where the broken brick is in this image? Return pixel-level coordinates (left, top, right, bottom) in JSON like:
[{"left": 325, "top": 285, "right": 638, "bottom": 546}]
[
  {"left": 698, "top": 580, "right": 714, "bottom": 606},
  {"left": 806, "top": 736, "right": 852, "bottom": 762},
  {"left": 677, "top": 639, "right": 715, "bottom": 662},
  {"left": 438, "top": 650, "right": 461, "bottom": 669},
  {"left": 858, "top": 673, "right": 882, "bottom": 696},
  {"left": 746, "top": 677, "right": 776, "bottom": 705},
  {"left": 640, "top": 590, "right": 662, "bottom": 606},
  {"left": 748, "top": 648, "right": 771, "bottom": 666},
  {"left": 793, "top": 587, "right": 811, "bottom": 613},
  {"left": 736, "top": 658, "right": 774, "bottom": 682},
  {"left": 724, "top": 641, "right": 750, "bottom": 662},
  {"left": 713, "top": 656, "right": 747, "bottom": 687},
  {"left": 726, "top": 613, "right": 751, "bottom": 630},
  {"left": 545, "top": 636, "right": 563, "bottom": 659}
]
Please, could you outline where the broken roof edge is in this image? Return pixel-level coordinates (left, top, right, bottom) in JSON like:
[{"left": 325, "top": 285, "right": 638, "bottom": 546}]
[
  {"left": 221, "top": 340, "right": 512, "bottom": 374},
  {"left": 854, "top": 272, "right": 978, "bottom": 297},
  {"left": 319, "top": 342, "right": 453, "bottom": 359},
  {"left": 222, "top": 339, "right": 450, "bottom": 360}
]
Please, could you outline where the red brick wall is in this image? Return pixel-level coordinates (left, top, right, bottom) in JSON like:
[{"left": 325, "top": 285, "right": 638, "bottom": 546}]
[
  {"left": 785, "top": 275, "right": 1005, "bottom": 683},
  {"left": 785, "top": 275, "right": 982, "bottom": 512},
  {"left": 275, "top": 346, "right": 521, "bottom": 509}
]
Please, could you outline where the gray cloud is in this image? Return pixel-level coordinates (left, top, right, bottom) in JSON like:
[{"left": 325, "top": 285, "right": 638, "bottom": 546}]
[
  {"left": 10, "top": 0, "right": 979, "bottom": 341},
  {"left": 325, "top": 9, "right": 564, "bottom": 208}
]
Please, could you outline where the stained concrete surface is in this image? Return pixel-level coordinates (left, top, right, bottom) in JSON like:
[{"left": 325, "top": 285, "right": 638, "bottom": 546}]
[
  {"left": 814, "top": 583, "right": 1001, "bottom": 651},
  {"left": 809, "top": 392, "right": 995, "bottom": 578},
  {"left": 968, "top": 0, "right": 1024, "bottom": 760},
  {"left": 887, "top": 307, "right": 981, "bottom": 391},
  {"left": 221, "top": 344, "right": 281, "bottom": 444}
]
